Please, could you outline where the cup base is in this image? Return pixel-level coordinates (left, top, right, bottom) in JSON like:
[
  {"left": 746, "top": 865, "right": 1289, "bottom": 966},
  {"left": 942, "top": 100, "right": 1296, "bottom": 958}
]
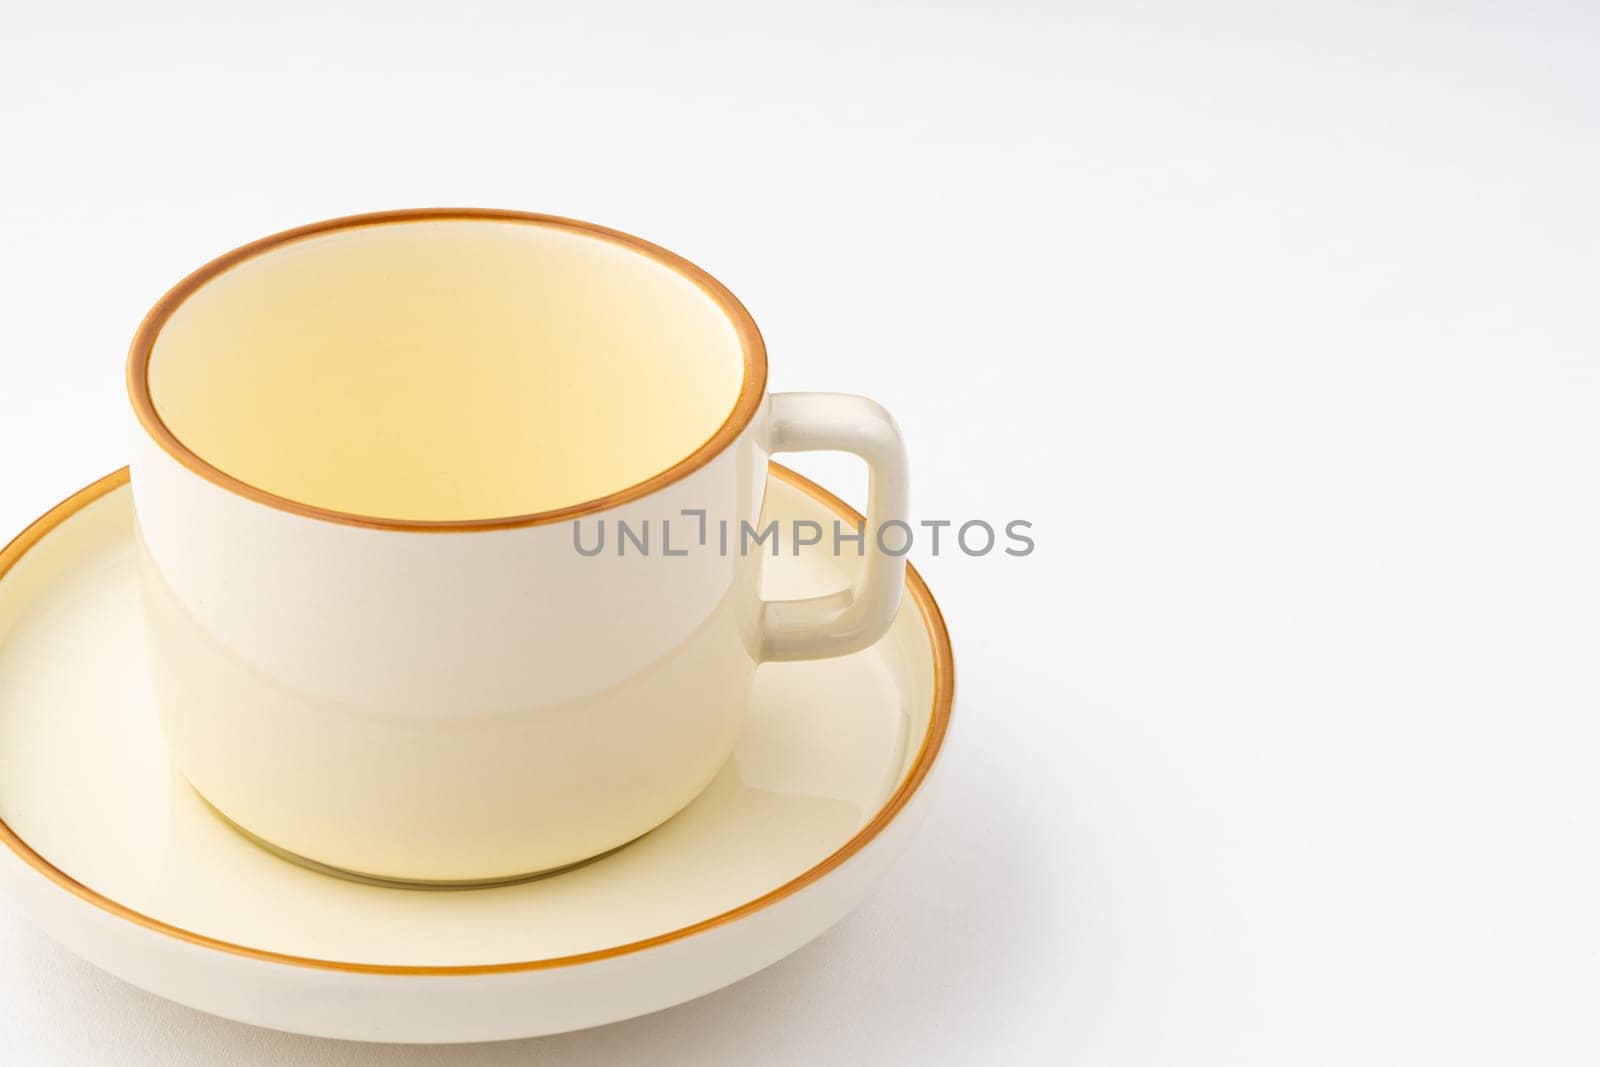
[{"left": 200, "top": 793, "right": 639, "bottom": 891}]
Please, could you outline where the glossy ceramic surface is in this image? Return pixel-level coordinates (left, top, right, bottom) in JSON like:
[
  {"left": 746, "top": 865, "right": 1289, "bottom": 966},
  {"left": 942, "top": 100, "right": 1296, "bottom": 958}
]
[
  {"left": 127, "top": 209, "right": 914, "bottom": 884},
  {"left": 0, "top": 466, "right": 952, "bottom": 1042}
]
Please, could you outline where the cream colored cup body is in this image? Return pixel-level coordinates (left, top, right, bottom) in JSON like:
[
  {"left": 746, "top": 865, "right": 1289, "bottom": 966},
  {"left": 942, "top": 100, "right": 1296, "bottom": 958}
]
[
  {"left": 133, "top": 422, "right": 765, "bottom": 882},
  {"left": 128, "top": 211, "right": 909, "bottom": 884}
]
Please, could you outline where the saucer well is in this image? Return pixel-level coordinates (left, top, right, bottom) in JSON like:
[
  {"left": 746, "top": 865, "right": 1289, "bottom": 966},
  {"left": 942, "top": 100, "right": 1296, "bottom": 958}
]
[{"left": 0, "top": 464, "right": 952, "bottom": 1043}]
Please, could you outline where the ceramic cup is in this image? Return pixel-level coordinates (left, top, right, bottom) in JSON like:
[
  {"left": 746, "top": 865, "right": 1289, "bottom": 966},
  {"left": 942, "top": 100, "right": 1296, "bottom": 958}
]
[{"left": 127, "top": 209, "right": 909, "bottom": 886}]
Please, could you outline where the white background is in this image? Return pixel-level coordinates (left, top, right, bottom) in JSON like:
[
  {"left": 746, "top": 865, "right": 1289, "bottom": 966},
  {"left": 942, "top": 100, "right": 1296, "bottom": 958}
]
[{"left": 2, "top": 1, "right": 1598, "bottom": 1063}]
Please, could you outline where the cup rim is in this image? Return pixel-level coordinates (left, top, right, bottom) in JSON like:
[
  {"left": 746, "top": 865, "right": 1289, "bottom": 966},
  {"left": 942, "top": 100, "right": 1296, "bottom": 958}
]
[{"left": 126, "top": 207, "right": 770, "bottom": 532}]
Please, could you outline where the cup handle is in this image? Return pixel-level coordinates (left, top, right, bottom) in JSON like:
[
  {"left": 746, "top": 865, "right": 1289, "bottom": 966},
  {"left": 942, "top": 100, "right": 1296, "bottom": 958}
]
[{"left": 759, "top": 392, "right": 910, "bottom": 662}]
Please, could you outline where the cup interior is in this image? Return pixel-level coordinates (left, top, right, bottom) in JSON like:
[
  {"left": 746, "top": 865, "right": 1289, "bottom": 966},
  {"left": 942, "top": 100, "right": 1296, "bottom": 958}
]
[{"left": 139, "top": 215, "right": 758, "bottom": 523}]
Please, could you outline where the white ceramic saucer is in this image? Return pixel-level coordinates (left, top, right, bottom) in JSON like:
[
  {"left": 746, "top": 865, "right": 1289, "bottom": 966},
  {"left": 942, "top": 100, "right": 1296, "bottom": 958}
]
[{"left": 0, "top": 464, "right": 952, "bottom": 1044}]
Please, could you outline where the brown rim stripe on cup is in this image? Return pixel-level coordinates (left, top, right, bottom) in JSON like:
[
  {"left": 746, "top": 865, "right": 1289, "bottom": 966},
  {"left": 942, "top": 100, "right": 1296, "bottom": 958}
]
[
  {"left": 126, "top": 208, "right": 770, "bottom": 532},
  {"left": 0, "top": 463, "right": 954, "bottom": 976}
]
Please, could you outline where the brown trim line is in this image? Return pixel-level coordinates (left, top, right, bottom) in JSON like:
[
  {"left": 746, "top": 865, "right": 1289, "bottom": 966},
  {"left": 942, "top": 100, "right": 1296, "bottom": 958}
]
[
  {"left": 126, "top": 208, "right": 769, "bottom": 532},
  {"left": 0, "top": 463, "right": 954, "bottom": 975}
]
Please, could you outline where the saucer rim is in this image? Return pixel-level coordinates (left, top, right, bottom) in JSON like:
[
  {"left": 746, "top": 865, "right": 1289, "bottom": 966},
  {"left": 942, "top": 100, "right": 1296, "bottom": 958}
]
[{"left": 0, "top": 462, "right": 954, "bottom": 977}]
